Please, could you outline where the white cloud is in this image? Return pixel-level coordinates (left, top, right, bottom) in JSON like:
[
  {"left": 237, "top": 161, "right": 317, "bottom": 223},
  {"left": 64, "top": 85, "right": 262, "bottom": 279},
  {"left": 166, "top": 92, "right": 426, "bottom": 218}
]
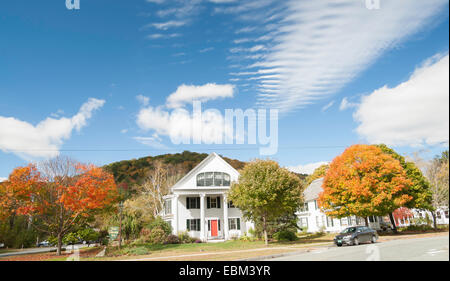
[
  {"left": 220, "top": 0, "right": 448, "bottom": 113},
  {"left": 146, "top": 20, "right": 187, "bottom": 30},
  {"left": 134, "top": 136, "right": 168, "bottom": 149},
  {"left": 0, "top": 177, "right": 7, "bottom": 182},
  {"left": 166, "top": 83, "right": 235, "bottom": 108},
  {"left": 288, "top": 161, "right": 329, "bottom": 175},
  {"left": 146, "top": 33, "right": 181, "bottom": 40},
  {"left": 321, "top": 101, "right": 334, "bottom": 112},
  {"left": 209, "top": 0, "right": 237, "bottom": 3},
  {"left": 0, "top": 98, "right": 105, "bottom": 160},
  {"left": 339, "top": 97, "right": 358, "bottom": 111},
  {"left": 354, "top": 53, "right": 449, "bottom": 147},
  {"left": 136, "top": 95, "right": 150, "bottom": 106},
  {"left": 199, "top": 47, "right": 214, "bottom": 53},
  {"left": 136, "top": 105, "right": 233, "bottom": 145},
  {"left": 135, "top": 83, "right": 237, "bottom": 146}
]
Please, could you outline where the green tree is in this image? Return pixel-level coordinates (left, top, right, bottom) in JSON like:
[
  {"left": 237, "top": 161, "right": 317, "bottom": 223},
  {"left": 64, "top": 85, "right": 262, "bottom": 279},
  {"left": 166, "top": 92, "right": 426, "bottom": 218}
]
[
  {"left": 376, "top": 144, "right": 434, "bottom": 233},
  {"left": 228, "top": 160, "right": 304, "bottom": 245},
  {"left": 425, "top": 151, "right": 449, "bottom": 229}
]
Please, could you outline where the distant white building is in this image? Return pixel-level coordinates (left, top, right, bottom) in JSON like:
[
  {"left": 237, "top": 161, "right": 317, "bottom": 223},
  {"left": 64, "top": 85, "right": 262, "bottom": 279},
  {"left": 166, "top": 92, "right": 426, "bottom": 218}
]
[
  {"left": 162, "top": 153, "right": 253, "bottom": 242},
  {"left": 297, "top": 178, "right": 383, "bottom": 233}
]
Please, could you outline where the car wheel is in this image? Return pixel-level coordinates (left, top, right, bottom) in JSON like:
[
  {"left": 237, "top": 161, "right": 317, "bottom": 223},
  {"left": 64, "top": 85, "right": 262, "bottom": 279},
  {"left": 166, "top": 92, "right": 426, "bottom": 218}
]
[
  {"left": 353, "top": 238, "right": 359, "bottom": 246},
  {"left": 337, "top": 243, "right": 343, "bottom": 247},
  {"left": 371, "top": 236, "right": 377, "bottom": 243}
]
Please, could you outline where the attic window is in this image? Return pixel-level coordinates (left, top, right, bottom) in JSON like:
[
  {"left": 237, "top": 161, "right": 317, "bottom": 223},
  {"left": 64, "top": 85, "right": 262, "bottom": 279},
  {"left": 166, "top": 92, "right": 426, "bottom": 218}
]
[{"left": 197, "top": 172, "right": 231, "bottom": 187}]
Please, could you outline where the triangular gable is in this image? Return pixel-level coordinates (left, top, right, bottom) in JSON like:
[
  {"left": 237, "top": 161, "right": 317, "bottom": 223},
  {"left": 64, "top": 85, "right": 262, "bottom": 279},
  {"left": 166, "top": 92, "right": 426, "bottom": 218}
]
[{"left": 171, "top": 152, "right": 240, "bottom": 191}]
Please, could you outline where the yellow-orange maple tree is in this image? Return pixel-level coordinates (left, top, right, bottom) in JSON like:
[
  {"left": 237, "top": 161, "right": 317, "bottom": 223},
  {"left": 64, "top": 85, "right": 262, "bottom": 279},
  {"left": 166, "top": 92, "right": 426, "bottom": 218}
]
[
  {"left": 318, "top": 144, "right": 413, "bottom": 225},
  {"left": 0, "top": 157, "right": 118, "bottom": 254}
]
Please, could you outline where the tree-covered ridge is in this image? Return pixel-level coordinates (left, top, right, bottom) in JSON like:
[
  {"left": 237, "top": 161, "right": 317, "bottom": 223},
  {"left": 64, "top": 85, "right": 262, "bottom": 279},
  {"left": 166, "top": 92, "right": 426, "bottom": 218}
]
[{"left": 103, "top": 151, "right": 247, "bottom": 187}]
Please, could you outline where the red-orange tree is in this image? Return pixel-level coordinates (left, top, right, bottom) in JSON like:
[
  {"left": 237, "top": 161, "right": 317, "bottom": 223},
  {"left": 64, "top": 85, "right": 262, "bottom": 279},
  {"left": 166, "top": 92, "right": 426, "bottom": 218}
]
[
  {"left": 1, "top": 157, "right": 118, "bottom": 254},
  {"left": 318, "top": 145, "right": 413, "bottom": 225}
]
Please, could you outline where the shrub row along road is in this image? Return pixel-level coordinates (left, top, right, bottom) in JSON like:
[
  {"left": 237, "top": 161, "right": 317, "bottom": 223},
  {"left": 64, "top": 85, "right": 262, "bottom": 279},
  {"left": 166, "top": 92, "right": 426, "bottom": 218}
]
[{"left": 264, "top": 234, "right": 449, "bottom": 261}]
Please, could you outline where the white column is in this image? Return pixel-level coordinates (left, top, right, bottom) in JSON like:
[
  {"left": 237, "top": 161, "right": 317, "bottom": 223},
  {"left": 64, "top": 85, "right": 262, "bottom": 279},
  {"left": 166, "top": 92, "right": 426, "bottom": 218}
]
[
  {"left": 223, "top": 194, "right": 229, "bottom": 240},
  {"left": 200, "top": 193, "right": 206, "bottom": 241},
  {"left": 173, "top": 195, "right": 179, "bottom": 235}
]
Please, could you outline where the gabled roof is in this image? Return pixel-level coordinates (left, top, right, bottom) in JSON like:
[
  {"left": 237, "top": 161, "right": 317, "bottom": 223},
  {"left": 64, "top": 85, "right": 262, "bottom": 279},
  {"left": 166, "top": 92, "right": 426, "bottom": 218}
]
[
  {"left": 170, "top": 152, "right": 239, "bottom": 191},
  {"left": 304, "top": 177, "right": 324, "bottom": 201}
]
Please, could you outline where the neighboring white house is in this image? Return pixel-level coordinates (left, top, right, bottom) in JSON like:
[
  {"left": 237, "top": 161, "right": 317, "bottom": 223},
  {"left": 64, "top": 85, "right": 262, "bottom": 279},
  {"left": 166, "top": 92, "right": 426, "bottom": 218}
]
[
  {"left": 408, "top": 208, "right": 449, "bottom": 226},
  {"left": 161, "top": 153, "right": 253, "bottom": 242},
  {"left": 297, "top": 178, "right": 384, "bottom": 233}
]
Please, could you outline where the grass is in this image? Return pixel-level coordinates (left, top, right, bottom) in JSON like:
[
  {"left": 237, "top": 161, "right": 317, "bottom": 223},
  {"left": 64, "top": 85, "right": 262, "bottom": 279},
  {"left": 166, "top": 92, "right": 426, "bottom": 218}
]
[{"left": 86, "top": 232, "right": 336, "bottom": 261}]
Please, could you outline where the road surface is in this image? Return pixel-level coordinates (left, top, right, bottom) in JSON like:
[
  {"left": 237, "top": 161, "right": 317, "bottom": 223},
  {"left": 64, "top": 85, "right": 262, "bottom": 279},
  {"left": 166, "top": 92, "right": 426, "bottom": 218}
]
[
  {"left": 264, "top": 234, "right": 449, "bottom": 261},
  {"left": 0, "top": 244, "right": 95, "bottom": 258}
]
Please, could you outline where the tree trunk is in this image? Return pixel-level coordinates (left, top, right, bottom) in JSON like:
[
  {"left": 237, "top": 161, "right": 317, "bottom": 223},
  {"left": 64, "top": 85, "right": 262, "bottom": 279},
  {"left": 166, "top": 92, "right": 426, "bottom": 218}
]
[
  {"left": 431, "top": 211, "right": 437, "bottom": 230},
  {"left": 364, "top": 217, "right": 369, "bottom": 227},
  {"left": 57, "top": 233, "right": 63, "bottom": 255},
  {"left": 263, "top": 216, "right": 268, "bottom": 246},
  {"left": 389, "top": 213, "right": 398, "bottom": 234}
]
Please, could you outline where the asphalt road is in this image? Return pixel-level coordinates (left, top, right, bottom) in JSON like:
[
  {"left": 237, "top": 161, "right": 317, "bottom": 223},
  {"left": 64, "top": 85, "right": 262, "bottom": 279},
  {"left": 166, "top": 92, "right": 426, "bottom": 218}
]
[
  {"left": 0, "top": 244, "right": 94, "bottom": 258},
  {"left": 265, "top": 234, "right": 449, "bottom": 261}
]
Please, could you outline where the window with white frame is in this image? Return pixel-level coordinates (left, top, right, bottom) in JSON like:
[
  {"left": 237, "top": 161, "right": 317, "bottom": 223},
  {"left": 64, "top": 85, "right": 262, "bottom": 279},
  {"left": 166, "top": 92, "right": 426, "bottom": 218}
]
[
  {"left": 164, "top": 199, "right": 172, "bottom": 215},
  {"left": 197, "top": 172, "right": 231, "bottom": 187},
  {"left": 326, "top": 216, "right": 334, "bottom": 227},
  {"left": 186, "top": 197, "right": 200, "bottom": 209},
  {"left": 228, "top": 218, "right": 241, "bottom": 230},
  {"left": 187, "top": 219, "right": 201, "bottom": 231},
  {"left": 210, "top": 197, "right": 217, "bottom": 208},
  {"left": 299, "top": 217, "right": 308, "bottom": 228},
  {"left": 227, "top": 201, "right": 235, "bottom": 208},
  {"left": 300, "top": 202, "right": 309, "bottom": 212}
]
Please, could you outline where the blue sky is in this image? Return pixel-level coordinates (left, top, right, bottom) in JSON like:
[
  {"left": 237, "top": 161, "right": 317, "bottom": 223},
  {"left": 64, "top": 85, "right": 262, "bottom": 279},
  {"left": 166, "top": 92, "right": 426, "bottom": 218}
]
[{"left": 0, "top": 0, "right": 449, "bottom": 179}]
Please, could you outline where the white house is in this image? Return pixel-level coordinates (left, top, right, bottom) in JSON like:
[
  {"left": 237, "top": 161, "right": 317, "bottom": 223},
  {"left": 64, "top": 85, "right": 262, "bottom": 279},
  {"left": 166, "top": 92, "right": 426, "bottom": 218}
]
[
  {"left": 161, "top": 153, "right": 253, "bottom": 242},
  {"left": 297, "top": 178, "right": 384, "bottom": 233}
]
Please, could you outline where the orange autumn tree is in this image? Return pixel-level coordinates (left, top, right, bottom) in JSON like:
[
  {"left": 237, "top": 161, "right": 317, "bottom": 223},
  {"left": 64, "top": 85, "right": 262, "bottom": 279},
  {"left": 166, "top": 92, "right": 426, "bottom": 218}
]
[
  {"left": 2, "top": 156, "right": 118, "bottom": 255},
  {"left": 318, "top": 144, "right": 413, "bottom": 226}
]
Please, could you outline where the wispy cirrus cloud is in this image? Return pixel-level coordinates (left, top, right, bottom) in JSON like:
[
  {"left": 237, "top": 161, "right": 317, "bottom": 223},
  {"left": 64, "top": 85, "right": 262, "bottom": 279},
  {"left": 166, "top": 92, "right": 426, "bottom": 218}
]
[{"left": 223, "top": 0, "right": 448, "bottom": 113}]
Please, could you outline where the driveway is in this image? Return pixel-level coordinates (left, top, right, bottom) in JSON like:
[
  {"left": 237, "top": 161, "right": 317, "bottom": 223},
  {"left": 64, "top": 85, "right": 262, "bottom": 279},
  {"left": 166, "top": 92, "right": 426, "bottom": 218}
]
[{"left": 263, "top": 233, "right": 449, "bottom": 261}]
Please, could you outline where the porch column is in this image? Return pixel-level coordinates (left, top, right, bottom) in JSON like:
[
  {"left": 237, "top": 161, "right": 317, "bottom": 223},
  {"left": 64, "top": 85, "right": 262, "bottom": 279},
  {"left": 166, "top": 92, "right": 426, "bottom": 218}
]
[
  {"left": 173, "top": 195, "right": 179, "bottom": 234},
  {"left": 200, "top": 193, "right": 206, "bottom": 241},
  {"left": 223, "top": 194, "right": 229, "bottom": 240}
]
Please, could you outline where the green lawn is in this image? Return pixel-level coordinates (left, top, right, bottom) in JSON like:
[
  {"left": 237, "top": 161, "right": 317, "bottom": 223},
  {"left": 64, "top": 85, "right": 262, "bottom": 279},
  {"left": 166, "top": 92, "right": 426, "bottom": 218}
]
[{"left": 91, "top": 232, "right": 336, "bottom": 260}]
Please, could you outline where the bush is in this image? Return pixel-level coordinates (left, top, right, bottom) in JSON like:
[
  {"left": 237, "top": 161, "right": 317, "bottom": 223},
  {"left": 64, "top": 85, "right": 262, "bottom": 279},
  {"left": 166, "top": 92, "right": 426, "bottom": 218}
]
[
  {"left": 147, "top": 217, "right": 172, "bottom": 236},
  {"left": 165, "top": 234, "right": 180, "bottom": 244},
  {"left": 194, "top": 239, "right": 202, "bottom": 243},
  {"left": 273, "top": 230, "right": 298, "bottom": 241},
  {"left": 399, "top": 224, "right": 435, "bottom": 232},
  {"left": 178, "top": 231, "right": 195, "bottom": 244},
  {"left": 239, "top": 234, "right": 255, "bottom": 242},
  {"left": 148, "top": 227, "right": 167, "bottom": 244}
]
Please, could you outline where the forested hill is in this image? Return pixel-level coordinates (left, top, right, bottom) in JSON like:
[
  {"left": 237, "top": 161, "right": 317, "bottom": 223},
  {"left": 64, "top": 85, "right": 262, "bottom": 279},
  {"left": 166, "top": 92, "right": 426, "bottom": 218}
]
[
  {"left": 103, "top": 151, "right": 308, "bottom": 188},
  {"left": 103, "top": 151, "right": 246, "bottom": 188}
]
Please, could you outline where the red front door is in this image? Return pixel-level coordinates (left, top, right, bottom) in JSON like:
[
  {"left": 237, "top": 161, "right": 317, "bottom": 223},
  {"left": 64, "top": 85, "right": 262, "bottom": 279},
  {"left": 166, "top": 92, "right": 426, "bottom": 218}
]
[{"left": 211, "top": 220, "right": 218, "bottom": 237}]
